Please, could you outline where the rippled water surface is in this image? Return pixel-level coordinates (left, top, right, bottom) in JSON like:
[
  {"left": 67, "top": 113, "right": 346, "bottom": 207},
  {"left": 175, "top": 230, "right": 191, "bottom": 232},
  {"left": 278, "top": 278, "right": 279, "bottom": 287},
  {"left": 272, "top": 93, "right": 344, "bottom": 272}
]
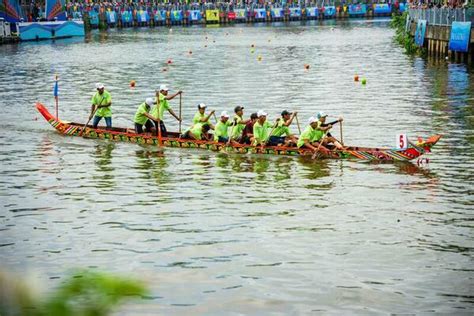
[{"left": 1, "top": 19, "right": 473, "bottom": 314}]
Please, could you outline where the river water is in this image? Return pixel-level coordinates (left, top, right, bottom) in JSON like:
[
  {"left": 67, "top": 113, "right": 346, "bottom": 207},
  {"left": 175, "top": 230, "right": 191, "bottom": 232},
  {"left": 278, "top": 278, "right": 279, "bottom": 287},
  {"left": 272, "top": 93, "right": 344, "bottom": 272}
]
[{"left": 1, "top": 19, "right": 473, "bottom": 314}]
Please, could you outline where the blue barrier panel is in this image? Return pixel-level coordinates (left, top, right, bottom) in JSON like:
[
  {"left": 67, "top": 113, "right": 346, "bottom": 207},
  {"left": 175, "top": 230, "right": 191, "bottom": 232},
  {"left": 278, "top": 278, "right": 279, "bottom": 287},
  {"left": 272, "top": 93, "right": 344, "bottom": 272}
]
[
  {"left": 89, "top": 11, "right": 99, "bottom": 26},
  {"left": 415, "top": 19, "right": 427, "bottom": 47},
  {"left": 324, "top": 6, "right": 336, "bottom": 17},
  {"left": 106, "top": 11, "right": 117, "bottom": 24},
  {"left": 171, "top": 10, "right": 183, "bottom": 22},
  {"left": 121, "top": 11, "right": 132, "bottom": 24},
  {"left": 235, "top": 9, "right": 246, "bottom": 20},
  {"left": 138, "top": 10, "right": 149, "bottom": 23},
  {"left": 374, "top": 4, "right": 391, "bottom": 14},
  {"left": 73, "top": 11, "right": 82, "bottom": 19},
  {"left": 449, "top": 21, "right": 472, "bottom": 53},
  {"left": 399, "top": 3, "right": 406, "bottom": 12},
  {"left": 349, "top": 4, "right": 366, "bottom": 15},
  {"left": 153, "top": 10, "right": 163, "bottom": 21},
  {"left": 189, "top": 10, "right": 201, "bottom": 21},
  {"left": 271, "top": 8, "right": 283, "bottom": 18},
  {"left": 290, "top": 7, "right": 301, "bottom": 17},
  {"left": 255, "top": 8, "right": 266, "bottom": 19},
  {"left": 160, "top": 10, "right": 167, "bottom": 21},
  {"left": 306, "top": 7, "right": 318, "bottom": 17}
]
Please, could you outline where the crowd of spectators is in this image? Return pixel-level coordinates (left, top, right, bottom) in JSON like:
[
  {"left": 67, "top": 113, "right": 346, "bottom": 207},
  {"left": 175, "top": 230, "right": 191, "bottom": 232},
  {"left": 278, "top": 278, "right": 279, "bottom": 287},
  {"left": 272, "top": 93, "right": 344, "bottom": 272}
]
[{"left": 21, "top": 0, "right": 470, "bottom": 22}]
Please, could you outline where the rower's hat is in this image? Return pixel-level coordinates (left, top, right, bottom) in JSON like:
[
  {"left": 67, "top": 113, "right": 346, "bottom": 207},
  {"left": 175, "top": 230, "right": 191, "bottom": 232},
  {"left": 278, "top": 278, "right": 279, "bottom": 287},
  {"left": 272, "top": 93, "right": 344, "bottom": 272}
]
[
  {"left": 257, "top": 110, "right": 267, "bottom": 117},
  {"left": 198, "top": 103, "right": 207, "bottom": 109},
  {"left": 145, "top": 98, "right": 154, "bottom": 106},
  {"left": 281, "top": 110, "right": 292, "bottom": 116},
  {"left": 317, "top": 111, "right": 328, "bottom": 119},
  {"left": 220, "top": 111, "right": 230, "bottom": 118},
  {"left": 159, "top": 84, "right": 169, "bottom": 91},
  {"left": 95, "top": 82, "right": 104, "bottom": 89},
  {"left": 308, "top": 116, "right": 318, "bottom": 124},
  {"left": 234, "top": 106, "right": 244, "bottom": 113},
  {"left": 250, "top": 113, "right": 258, "bottom": 120}
]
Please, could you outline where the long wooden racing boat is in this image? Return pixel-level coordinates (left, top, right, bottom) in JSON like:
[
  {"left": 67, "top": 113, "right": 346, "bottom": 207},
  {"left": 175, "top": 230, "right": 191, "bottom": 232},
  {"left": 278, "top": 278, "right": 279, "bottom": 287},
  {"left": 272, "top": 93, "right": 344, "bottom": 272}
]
[{"left": 36, "top": 103, "right": 441, "bottom": 161}]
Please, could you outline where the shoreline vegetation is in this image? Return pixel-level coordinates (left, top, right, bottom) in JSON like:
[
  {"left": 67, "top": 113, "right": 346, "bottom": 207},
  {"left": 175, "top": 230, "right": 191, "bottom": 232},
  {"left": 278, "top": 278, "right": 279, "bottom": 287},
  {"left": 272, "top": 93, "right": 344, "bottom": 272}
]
[
  {"left": 0, "top": 269, "right": 147, "bottom": 316},
  {"left": 390, "top": 12, "right": 425, "bottom": 56}
]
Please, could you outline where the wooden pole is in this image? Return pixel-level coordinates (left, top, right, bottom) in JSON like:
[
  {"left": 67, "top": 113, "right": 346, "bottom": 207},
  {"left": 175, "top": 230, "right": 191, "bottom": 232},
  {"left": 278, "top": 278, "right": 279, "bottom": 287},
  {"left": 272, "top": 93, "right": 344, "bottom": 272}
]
[
  {"left": 339, "top": 121, "right": 343, "bottom": 145},
  {"left": 295, "top": 113, "right": 302, "bottom": 134},
  {"left": 54, "top": 74, "right": 59, "bottom": 120},
  {"left": 157, "top": 119, "right": 162, "bottom": 147},
  {"left": 179, "top": 93, "right": 182, "bottom": 134},
  {"left": 55, "top": 96, "right": 59, "bottom": 120}
]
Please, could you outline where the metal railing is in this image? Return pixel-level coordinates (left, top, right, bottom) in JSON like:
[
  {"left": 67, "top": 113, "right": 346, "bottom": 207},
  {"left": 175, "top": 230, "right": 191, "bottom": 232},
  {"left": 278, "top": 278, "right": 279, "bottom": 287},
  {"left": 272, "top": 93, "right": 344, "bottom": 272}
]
[{"left": 408, "top": 7, "right": 474, "bottom": 26}]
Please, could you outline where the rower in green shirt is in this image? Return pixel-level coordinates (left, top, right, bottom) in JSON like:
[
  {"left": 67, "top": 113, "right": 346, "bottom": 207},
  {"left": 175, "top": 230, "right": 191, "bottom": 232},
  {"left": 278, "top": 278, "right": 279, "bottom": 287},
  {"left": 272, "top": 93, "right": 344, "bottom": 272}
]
[
  {"left": 150, "top": 84, "right": 182, "bottom": 137},
  {"left": 230, "top": 106, "right": 250, "bottom": 142},
  {"left": 133, "top": 98, "right": 158, "bottom": 134},
  {"left": 214, "top": 111, "right": 237, "bottom": 144},
  {"left": 315, "top": 111, "right": 344, "bottom": 150},
  {"left": 253, "top": 110, "right": 273, "bottom": 147},
  {"left": 297, "top": 116, "right": 334, "bottom": 152},
  {"left": 89, "top": 83, "right": 112, "bottom": 129},
  {"left": 193, "top": 103, "right": 215, "bottom": 126},
  {"left": 267, "top": 110, "right": 298, "bottom": 146},
  {"left": 182, "top": 122, "right": 206, "bottom": 140},
  {"left": 193, "top": 103, "right": 215, "bottom": 135}
]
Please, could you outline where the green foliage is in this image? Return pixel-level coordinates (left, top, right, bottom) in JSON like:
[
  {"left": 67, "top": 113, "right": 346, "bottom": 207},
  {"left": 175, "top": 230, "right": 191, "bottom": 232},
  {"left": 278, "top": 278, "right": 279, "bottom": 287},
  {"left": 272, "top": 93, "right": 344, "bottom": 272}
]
[
  {"left": 1, "top": 270, "right": 148, "bottom": 316},
  {"left": 391, "top": 12, "right": 424, "bottom": 56}
]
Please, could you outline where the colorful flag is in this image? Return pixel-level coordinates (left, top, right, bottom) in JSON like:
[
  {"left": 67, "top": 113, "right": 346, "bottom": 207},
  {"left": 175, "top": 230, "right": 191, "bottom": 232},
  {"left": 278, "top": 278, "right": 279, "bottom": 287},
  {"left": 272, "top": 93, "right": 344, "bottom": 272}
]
[
  {"left": 0, "top": 0, "right": 22, "bottom": 22},
  {"left": 53, "top": 76, "right": 59, "bottom": 98},
  {"left": 46, "top": 0, "right": 66, "bottom": 21}
]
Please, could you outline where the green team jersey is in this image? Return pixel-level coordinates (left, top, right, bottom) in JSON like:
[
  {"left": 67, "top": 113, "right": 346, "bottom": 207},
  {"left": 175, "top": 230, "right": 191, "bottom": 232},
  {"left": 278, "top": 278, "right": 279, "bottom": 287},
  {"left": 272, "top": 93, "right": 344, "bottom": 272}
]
[
  {"left": 91, "top": 90, "right": 112, "bottom": 117},
  {"left": 271, "top": 118, "right": 291, "bottom": 137},
  {"left": 253, "top": 120, "right": 272, "bottom": 144},
  {"left": 133, "top": 102, "right": 151, "bottom": 125},
  {"left": 214, "top": 120, "right": 231, "bottom": 141},
  {"left": 231, "top": 115, "right": 245, "bottom": 139},
  {"left": 150, "top": 93, "right": 170, "bottom": 120}
]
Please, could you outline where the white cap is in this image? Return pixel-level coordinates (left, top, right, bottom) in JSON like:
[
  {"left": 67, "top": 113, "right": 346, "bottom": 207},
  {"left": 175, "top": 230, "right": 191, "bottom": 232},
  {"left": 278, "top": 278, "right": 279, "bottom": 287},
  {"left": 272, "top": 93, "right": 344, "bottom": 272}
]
[
  {"left": 145, "top": 97, "right": 154, "bottom": 106},
  {"left": 317, "top": 111, "right": 327, "bottom": 119},
  {"left": 220, "top": 111, "right": 230, "bottom": 118},
  {"left": 198, "top": 103, "right": 207, "bottom": 109},
  {"left": 95, "top": 82, "right": 104, "bottom": 89},
  {"left": 257, "top": 110, "right": 267, "bottom": 117},
  {"left": 308, "top": 116, "right": 318, "bottom": 124},
  {"left": 159, "top": 84, "right": 169, "bottom": 91}
]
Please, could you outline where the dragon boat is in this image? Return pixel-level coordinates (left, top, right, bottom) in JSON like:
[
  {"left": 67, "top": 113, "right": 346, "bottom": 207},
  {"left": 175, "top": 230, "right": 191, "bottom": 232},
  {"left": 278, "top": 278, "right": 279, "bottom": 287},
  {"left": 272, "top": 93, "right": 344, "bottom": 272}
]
[{"left": 36, "top": 102, "right": 441, "bottom": 161}]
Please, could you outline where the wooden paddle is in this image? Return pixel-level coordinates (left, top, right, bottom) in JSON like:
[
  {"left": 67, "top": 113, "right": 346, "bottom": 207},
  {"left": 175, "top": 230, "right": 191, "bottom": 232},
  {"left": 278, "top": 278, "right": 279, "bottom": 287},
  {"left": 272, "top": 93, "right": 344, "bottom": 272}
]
[
  {"left": 295, "top": 113, "right": 302, "bottom": 135},
  {"left": 339, "top": 120, "right": 344, "bottom": 145},
  {"left": 264, "top": 120, "right": 279, "bottom": 146},
  {"left": 157, "top": 118, "right": 162, "bottom": 147},
  {"left": 178, "top": 93, "right": 182, "bottom": 134},
  {"left": 220, "top": 119, "right": 236, "bottom": 153},
  {"left": 311, "top": 132, "right": 328, "bottom": 160},
  {"left": 79, "top": 96, "right": 104, "bottom": 137}
]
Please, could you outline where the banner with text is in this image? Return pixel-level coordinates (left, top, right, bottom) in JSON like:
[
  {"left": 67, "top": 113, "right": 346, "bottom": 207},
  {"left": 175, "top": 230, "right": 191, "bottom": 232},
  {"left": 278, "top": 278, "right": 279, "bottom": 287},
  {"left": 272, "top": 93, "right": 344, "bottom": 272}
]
[{"left": 449, "top": 21, "right": 472, "bottom": 53}]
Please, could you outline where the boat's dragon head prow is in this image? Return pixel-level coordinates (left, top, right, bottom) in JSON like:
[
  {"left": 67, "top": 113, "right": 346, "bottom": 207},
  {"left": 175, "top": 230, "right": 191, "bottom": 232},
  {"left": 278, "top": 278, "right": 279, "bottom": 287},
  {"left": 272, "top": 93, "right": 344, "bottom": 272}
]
[
  {"left": 415, "top": 134, "right": 442, "bottom": 153},
  {"left": 36, "top": 102, "right": 56, "bottom": 122}
]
